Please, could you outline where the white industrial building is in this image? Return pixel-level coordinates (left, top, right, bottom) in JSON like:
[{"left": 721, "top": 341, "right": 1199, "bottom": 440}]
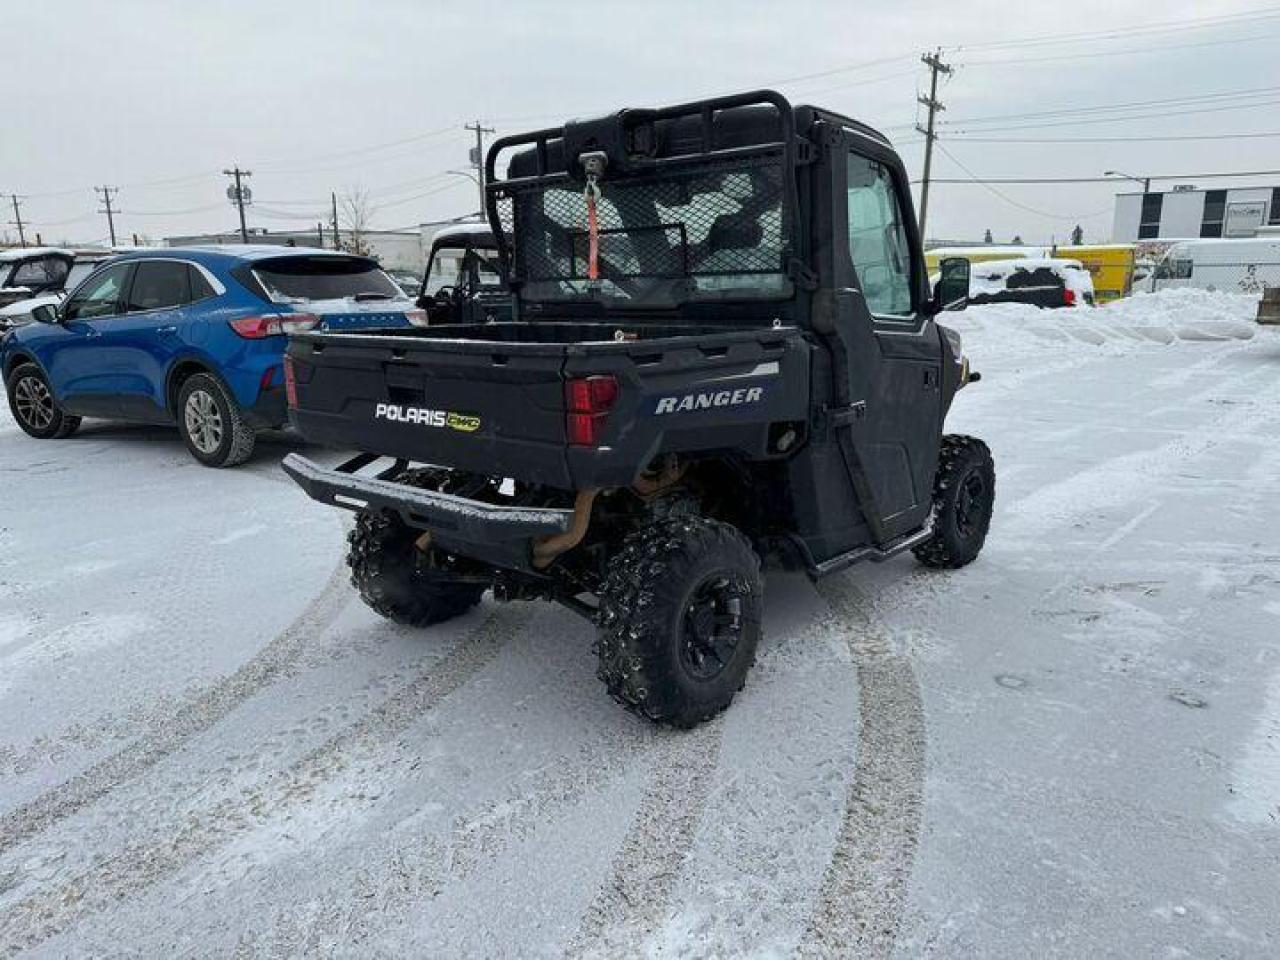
[{"left": 1112, "top": 184, "right": 1280, "bottom": 242}]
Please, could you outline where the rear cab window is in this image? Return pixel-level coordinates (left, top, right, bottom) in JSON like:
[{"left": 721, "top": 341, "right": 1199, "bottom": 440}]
[{"left": 247, "top": 255, "right": 403, "bottom": 305}]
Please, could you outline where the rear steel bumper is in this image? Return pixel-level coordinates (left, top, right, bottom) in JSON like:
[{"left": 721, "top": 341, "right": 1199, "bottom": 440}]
[{"left": 281, "top": 453, "right": 574, "bottom": 573}]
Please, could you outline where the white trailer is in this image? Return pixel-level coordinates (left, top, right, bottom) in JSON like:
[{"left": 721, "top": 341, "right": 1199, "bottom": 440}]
[{"left": 1150, "top": 238, "right": 1280, "bottom": 294}]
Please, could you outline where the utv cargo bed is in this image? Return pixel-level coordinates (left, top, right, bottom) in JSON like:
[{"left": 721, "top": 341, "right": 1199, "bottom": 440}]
[{"left": 286, "top": 320, "right": 810, "bottom": 490}]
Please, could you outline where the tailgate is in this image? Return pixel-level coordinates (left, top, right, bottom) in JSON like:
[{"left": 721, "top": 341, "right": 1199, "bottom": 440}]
[{"left": 287, "top": 331, "right": 571, "bottom": 486}]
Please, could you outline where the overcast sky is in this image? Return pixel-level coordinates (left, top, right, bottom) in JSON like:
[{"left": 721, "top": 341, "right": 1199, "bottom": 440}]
[{"left": 3, "top": 0, "right": 1277, "bottom": 248}]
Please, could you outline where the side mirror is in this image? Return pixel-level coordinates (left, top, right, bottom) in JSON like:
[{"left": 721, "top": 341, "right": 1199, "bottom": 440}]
[
  {"left": 930, "top": 256, "right": 970, "bottom": 313},
  {"left": 31, "top": 303, "right": 60, "bottom": 324}
]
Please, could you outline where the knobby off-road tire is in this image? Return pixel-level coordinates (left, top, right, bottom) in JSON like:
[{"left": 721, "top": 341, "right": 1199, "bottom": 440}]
[
  {"left": 596, "top": 516, "right": 763, "bottom": 728},
  {"left": 913, "top": 434, "right": 996, "bottom": 570},
  {"left": 177, "top": 373, "right": 256, "bottom": 468},
  {"left": 348, "top": 469, "right": 486, "bottom": 628},
  {"left": 6, "top": 363, "right": 81, "bottom": 439}
]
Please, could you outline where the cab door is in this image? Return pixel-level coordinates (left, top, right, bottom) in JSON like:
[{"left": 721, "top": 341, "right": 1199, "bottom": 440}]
[{"left": 830, "top": 135, "right": 942, "bottom": 542}]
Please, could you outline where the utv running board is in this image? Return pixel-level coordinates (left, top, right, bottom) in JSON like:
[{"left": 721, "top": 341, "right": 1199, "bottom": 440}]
[
  {"left": 789, "top": 517, "right": 934, "bottom": 579},
  {"left": 281, "top": 453, "right": 574, "bottom": 574}
]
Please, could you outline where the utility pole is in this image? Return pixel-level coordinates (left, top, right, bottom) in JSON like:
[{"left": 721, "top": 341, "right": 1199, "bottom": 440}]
[
  {"left": 6, "top": 194, "right": 28, "bottom": 248},
  {"left": 331, "top": 192, "right": 341, "bottom": 250},
  {"left": 222, "top": 166, "right": 253, "bottom": 243},
  {"left": 915, "top": 48, "right": 952, "bottom": 243},
  {"left": 96, "top": 186, "right": 119, "bottom": 247},
  {"left": 465, "top": 120, "right": 495, "bottom": 215}
]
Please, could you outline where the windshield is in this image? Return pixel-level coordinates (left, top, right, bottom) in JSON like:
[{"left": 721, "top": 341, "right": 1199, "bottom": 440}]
[
  {"left": 252, "top": 255, "right": 403, "bottom": 303},
  {"left": 498, "top": 155, "right": 790, "bottom": 308}
]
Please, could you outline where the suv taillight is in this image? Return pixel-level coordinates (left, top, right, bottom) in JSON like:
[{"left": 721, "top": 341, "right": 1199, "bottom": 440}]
[
  {"left": 1063, "top": 288, "right": 1076, "bottom": 306},
  {"left": 230, "top": 313, "right": 320, "bottom": 338},
  {"left": 565, "top": 375, "right": 619, "bottom": 446}
]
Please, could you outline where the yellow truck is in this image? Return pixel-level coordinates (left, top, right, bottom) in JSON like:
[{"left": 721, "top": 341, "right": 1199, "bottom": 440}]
[
  {"left": 925, "top": 245, "right": 1046, "bottom": 276},
  {"left": 1050, "top": 244, "right": 1136, "bottom": 303}
]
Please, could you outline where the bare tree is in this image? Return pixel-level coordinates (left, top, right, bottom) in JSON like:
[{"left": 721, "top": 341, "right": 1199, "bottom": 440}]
[{"left": 339, "top": 187, "right": 374, "bottom": 256}]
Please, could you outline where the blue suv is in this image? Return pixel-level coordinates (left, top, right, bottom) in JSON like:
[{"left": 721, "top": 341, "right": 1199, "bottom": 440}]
[{"left": 1, "top": 246, "right": 423, "bottom": 466}]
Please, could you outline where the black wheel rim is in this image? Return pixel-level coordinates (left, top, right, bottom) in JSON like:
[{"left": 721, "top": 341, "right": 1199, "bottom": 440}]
[
  {"left": 679, "top": 574, "right": 746, "bottom": 682},
  {"left": 955, "top": 468, "right": 988, "bottom": 538}
]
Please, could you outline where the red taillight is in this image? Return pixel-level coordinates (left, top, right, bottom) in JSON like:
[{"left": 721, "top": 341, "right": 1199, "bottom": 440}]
[
  {"left": 260, "top": 365, "right": 277, "bottom": 392},
  {"left": 283, "top": 356, "right": 298, "bottom": 408},
  {"left": 229, "top": 313, "right": 320, "bottom": 339},
  {"left": 1063, "top": 288, "right": 1076, "bottom": 306},
  {"left": 565, "top": 375, "right": 619, "bottom": 446}
]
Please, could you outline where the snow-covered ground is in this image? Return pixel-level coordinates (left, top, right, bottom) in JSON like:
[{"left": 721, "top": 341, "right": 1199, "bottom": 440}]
[{"left": 1, "top": 290, "right": 1277, "bottom": 958}]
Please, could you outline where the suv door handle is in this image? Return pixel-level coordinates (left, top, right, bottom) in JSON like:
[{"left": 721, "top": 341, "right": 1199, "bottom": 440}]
[{"left": 156, "top": 325, "right": 178, "bottom": 334}]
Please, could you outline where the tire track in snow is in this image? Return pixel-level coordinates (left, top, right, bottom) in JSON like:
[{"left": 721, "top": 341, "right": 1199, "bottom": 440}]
[
  {"left": 564, "top": 717, "right": 726, "bottom": 959},
  {"left": 233, "top": 605, "right": 855, "bottom": 955},
  {"left": 798, "top": 576, "right": 926, "bottom": 960},
  {"left": 0, "top": 558, "right": 353, "bottom": 857},
  {"left": 233, "top": 713, "right": 658, "bottom": 955},
  {"left": 0, "top": 605, "right": 523, "bottom": 956}
]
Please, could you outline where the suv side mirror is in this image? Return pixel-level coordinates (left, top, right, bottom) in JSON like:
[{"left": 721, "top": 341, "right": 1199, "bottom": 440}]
[
  {"left": 930, "top": 257, "right": 970, "bottom": 313},
  {"left": 31, "top": 303, "right": 60, "bottom": 324}
]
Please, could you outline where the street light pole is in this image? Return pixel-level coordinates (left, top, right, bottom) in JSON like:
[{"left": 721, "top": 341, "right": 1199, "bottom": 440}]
[
  {"left": 1104, "top": 170, "right": 1150, "bottom": 193},
  {"left": 447, "top": 170, "right": 483, "bottom": 218}
]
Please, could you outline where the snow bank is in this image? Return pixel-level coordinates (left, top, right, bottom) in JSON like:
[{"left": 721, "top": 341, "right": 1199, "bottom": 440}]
[{"left": 949, "top": 287, "right": 1259, "bottom": 363}]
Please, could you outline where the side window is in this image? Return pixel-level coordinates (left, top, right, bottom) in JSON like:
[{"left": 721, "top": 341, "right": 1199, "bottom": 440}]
[
  {"left": 466, "top": 250, "right": 502, "bottom": 292},
  {"left": 63, "top": 263, "right": 132, "bottom": 321},
  {"left": 12, "top": 258, "right": 52, "bottom": 286},
  {"left": 125, "top": 261, "right": 191, "bottom": 313},
  {"left": 846, "top": 152, "right": 913, "bottom": 317},
  {"left": 188, "top": 264, "right": 218, "bottom": 301},
  {"left": 426, "top": 252, "right": 464, "bottom": 296}
]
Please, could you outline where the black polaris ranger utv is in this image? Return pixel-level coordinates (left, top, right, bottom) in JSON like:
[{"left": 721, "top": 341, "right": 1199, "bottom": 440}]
[{"left": 282, "top": 90, "right": 993, "bottom": 727}]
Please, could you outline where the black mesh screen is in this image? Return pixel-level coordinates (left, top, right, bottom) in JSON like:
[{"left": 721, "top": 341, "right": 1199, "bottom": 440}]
[{"left": 495, "top": 154, "right": 788, "bottom": 286}]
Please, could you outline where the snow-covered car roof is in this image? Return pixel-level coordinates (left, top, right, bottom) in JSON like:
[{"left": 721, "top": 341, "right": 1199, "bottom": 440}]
[
  {"left": 0, "top": 246, "right": 75, "bottom": 263},
  {"left": 928, "top": 245, "right": 1048, "bottom": 259},
  {"left": 430, "top": 224, "right": 495, "bottom": 246},
  {"left": 164, "top": 244, "right": 360, "bottom": 262},
  {"left": 971, "top": 258, "right": 1087, "bottom": 278}
]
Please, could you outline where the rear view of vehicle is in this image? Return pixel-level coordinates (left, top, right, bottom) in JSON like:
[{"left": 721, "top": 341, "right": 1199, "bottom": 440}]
[
  {"left": 283, "top": 90, "right": 993, "bottom": 728},
  {"left": 2, "top": 247, "right": 425, "bottom": 468},
  {"left": 967, "top": 257, "right": 1095, "bottom": 308}
]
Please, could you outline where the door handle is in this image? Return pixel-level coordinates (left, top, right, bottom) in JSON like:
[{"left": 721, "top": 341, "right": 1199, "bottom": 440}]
[{"left": 156, "top": 325, "right": 178, "bottom": 334}]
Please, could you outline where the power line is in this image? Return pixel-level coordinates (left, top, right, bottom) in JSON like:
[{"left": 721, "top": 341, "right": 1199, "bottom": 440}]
[
  {"left": 944, "top": 97, "right": 1280, "bottom": 134},
  {"left": 945, "top": 130, "right": 1280, "bottom": 144},
  {"left": 931, "top": 143, "right": 1113, "bottom": 222},
  {"left": 913, "top": 169, "right": 1280, "bottom": 184},
  {"left": 957, "top": 5, "right": 1280, "bottom": 52},
  {"left": 943, "top": 84, "right": 1280, "bottom": 127},
  {"left": 961, "top": 29, "right": 1280, "bottom": 67}
]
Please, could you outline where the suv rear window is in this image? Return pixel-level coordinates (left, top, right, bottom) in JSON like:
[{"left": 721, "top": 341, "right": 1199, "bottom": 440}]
[{"left": 251, "top": 256, "right": 402, "bottom": 304}]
